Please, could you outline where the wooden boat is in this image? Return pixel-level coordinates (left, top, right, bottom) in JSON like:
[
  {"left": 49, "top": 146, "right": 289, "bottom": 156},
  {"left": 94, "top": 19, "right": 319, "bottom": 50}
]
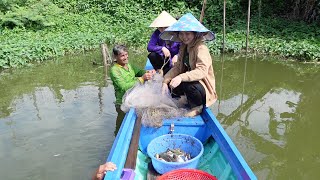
[{"left": 104, "top": 60, "right": 257, "bottom": 180}]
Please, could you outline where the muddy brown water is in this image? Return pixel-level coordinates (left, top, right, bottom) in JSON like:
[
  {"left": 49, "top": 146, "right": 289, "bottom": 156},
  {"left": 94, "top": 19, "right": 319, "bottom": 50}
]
[{"left": 0, "top": 51, "right": 319, "bottom": 179}]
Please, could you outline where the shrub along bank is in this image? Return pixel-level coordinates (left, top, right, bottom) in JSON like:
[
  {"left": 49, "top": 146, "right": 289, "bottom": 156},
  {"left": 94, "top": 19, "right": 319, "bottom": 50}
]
[{"left": 0, "top": 0, "right": 319, "bottom": 69}]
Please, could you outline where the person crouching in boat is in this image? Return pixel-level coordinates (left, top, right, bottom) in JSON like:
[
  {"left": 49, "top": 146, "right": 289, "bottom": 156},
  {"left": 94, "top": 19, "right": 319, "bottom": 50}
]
[
  {"left": 110, "top": 44, "right": 155, "bottom": 134},
  {"left": 147, "top": 11, "right": 180, "bottom": 75},
  {"left": 160, "top": 13, "right": 217, "bottom": 117}
]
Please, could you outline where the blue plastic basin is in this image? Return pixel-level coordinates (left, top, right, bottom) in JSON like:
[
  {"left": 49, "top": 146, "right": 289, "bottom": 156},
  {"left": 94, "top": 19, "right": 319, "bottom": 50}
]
[
  {"left": 139, "top": 116, "right": 211, "bottom": 155},
  {"left": 147, "top": 133, "right": 204, "bottom": 174}
]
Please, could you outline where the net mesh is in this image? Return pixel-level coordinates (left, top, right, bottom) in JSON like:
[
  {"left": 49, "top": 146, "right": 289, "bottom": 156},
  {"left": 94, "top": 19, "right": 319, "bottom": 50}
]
[{"left": 121, "top": 74, "right": 187, "bottom": 127}]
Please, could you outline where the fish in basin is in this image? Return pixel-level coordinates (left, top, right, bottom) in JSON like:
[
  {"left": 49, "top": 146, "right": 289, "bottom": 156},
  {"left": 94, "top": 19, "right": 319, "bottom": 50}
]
[{"left": 155, "top": 148, "right": 191, "bottom": 162}]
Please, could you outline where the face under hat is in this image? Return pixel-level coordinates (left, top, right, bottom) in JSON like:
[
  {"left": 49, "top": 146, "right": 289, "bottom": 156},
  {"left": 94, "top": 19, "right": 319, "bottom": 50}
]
[
  {"left": 160, "top": 13, "right": 215, "bottom": 42},
  {"left": 149, "top": 11, "right": 177, "bottom": 28}
]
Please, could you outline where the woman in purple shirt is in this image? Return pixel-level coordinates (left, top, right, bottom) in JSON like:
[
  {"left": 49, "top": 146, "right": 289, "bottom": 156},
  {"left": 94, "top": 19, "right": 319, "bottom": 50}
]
[{"left": 148, "top": 11, "right": 180, "bottom": 75}]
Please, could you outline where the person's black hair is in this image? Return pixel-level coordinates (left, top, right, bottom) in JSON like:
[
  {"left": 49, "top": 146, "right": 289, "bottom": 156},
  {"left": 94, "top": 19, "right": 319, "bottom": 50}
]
[{"left": 113, "top": 44, "right": 128, "bottom": 56}]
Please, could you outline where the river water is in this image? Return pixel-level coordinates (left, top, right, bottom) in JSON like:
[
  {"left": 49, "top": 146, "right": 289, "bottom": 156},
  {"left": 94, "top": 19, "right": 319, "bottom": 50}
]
[{"left": 0, "top": 51, "right": 319, "bottom": 180}]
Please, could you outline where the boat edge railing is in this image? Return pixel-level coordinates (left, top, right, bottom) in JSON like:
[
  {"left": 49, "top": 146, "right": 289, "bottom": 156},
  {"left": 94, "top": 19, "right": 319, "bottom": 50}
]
[
  {"left": 202, "top": 108, "right": 257, "bottom": 180},
  {"left": 104, "top": 108, "right": 137, "bottom": 179}
]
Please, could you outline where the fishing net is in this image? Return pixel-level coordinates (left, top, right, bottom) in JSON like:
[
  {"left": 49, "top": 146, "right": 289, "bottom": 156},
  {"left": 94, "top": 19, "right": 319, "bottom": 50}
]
[{"left": 121, "top": 73, "right": 187, "bottom": 127}]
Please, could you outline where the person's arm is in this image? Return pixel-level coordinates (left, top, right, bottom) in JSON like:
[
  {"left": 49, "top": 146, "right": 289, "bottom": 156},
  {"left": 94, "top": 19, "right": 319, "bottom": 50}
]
[
  {"left": 171, "top": 55, "right": 178, "bottom": 65},
  {"left": 147, "top": 30, "right": 163, "bottom": 52},
  {"left": 163, "top": 46, "right": 185, "bottom": 84},
  {"left": 110, "top": 66, "right": 143, "bottom": 92},
  {"left": 92, "top": 162, "right": 117, "bottom": 180},
  {"left": 169, "top": 42, "right": 181, "bottom": 57},
  {"left": 131, "top": 64, "right": 155, "bottom": 83},
  {"left": 131, "top": 64, "right": 146, "bottom": 77}
]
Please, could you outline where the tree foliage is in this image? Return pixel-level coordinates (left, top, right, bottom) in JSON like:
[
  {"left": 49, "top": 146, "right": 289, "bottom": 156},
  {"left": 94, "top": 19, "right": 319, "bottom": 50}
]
[{"left": 0, "top": 0, "right": 63, "bottom": 29}]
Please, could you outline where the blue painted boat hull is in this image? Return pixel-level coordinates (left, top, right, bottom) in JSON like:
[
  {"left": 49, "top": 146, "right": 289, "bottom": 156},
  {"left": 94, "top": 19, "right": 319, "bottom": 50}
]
[
  {"left": 105, "top": 108, "right": 256, "bottom": 180},
  {"left": 105, "top": 59, "right": 256, "bottom": 179}
]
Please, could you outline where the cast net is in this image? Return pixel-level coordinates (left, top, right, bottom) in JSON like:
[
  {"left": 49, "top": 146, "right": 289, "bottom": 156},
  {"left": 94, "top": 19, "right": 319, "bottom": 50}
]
[{"left": 121, "top": 73, "right": 187, "bottom": 127}]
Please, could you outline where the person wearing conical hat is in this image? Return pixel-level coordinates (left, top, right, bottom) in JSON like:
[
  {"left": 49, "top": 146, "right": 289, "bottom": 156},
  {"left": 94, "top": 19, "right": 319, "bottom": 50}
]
[
  {"left": 160, "top": 13, "right": 217, "bottom": 117},
  {"left": 147, "top": 11, "right": 181, "bottom": 75}
]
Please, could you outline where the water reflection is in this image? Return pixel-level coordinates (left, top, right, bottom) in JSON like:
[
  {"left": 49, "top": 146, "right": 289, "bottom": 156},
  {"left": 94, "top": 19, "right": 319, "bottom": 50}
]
[
  {"left": 241, "top": 88, "right": 301, "bottom": 147},
  {"left": 0, "top": 84, "right": 118, "bottom": 179},
  {"left": 0, "top": 52, "right": 319, "bottom": 180},
  {"left": 212, "top": 56, "right": 320, "bottom": 179},
  {"left": 213, "top": 89, "right": 301, "bottom": 147},
  {"left": 114, "top": 105, "right": 125, "bottom": 136},
  {"left": 0, "top": 51, "right": 119, "bottom": 180}
]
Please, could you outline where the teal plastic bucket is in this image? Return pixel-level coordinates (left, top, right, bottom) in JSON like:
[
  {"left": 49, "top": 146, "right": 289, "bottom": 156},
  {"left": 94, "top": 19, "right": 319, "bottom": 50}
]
[{"left": 147, "top": 134, "right": 204, "bottom": 174}]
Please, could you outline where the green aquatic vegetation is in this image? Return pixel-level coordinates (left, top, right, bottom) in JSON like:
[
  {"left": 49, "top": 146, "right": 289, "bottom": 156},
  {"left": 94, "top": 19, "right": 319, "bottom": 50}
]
[
  {"left": 207, "top": 17, "right": 319, "bottom": 62},
  {"left": 0, "top": 0, "right": 62, "bottom": 29},
  {"left": 0, "top": 0, "right": 193, "bottom": 69},
  {"left": 0, "top": 0, "right": 319, "bottom": 69}
]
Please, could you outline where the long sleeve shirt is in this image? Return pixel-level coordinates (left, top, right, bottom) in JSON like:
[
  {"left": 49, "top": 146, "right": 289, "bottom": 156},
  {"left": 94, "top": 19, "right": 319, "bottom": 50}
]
[
  {"left": 163, "top": 38, "right": 217, "bottom": 107},
  {"left": 110, "top": 63, "right": 146, "bottom": 105},
  {"left": 147, "top": 29, "right": 180, "bottom": 65}
]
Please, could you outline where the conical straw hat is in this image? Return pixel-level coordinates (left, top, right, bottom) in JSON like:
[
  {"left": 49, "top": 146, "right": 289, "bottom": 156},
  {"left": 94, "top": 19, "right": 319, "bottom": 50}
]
[
  {"left": 149, "top": 11, "right": 177, "bottom": 28},
  {"left": 160, "top": 13, "right": 215, "bottom": 42}
]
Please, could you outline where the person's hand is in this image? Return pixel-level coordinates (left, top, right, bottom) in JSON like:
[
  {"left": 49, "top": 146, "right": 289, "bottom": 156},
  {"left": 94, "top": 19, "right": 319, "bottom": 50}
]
[
  {"left": 142, "top": 72, "right": 153, "bottom": 81},
  {"left": 171, "top": 55, "right": 178, "bottom": 66},
  {"left": 161, "top": 47, "right": 171, "bottom": 58},
  {"left": 161, "top": 83, "right": 169, "bottom": 95},
  {"left": 93, "top": 162, "right": 117, "bottom": 180},
  {"left": 147, "top": 69, "right": 156, "bottom": 75},
  {"left": 169, "top": 76, "right": 182, "bottom": 89}
]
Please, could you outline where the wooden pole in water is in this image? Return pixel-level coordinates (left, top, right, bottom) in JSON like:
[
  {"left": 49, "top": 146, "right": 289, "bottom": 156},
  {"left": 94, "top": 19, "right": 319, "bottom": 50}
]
[
  {"left": 219, "top": 0, "right": 226, "bottom": 113},
  {"left": 241, "top": 0, "right": 251, "bottom": 123},
  {"left": 246, "top": 0, "right": 251, "bottom": 54},
  {"left": 101, "top": 43, "right": 112, "bottom": 79},
  {"left": 258, "top": 0, "right": 261, "bottom": 29},
  {"left": 199, "top": 0, "right": 207, "bottom": 23},
  {"left": 101, "top": 43, "right": 112, "bottom": 66},
  {"left": 223, "top": 0, "right": 226, "bottom": 53},
  {"left": 101, "top": 43, "right": 108, "bottom": 66}
]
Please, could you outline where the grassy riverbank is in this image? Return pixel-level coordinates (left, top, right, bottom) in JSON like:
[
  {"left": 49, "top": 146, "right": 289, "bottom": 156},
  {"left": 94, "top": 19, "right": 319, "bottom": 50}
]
[{"left": 0, "top": 0, "right": 319, "bottom": 69}]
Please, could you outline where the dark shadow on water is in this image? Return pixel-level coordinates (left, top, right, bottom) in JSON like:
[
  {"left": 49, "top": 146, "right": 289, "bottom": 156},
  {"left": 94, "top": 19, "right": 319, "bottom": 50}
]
[{"left": 114, "top": 105, "right": 126, "bottom": 136}]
